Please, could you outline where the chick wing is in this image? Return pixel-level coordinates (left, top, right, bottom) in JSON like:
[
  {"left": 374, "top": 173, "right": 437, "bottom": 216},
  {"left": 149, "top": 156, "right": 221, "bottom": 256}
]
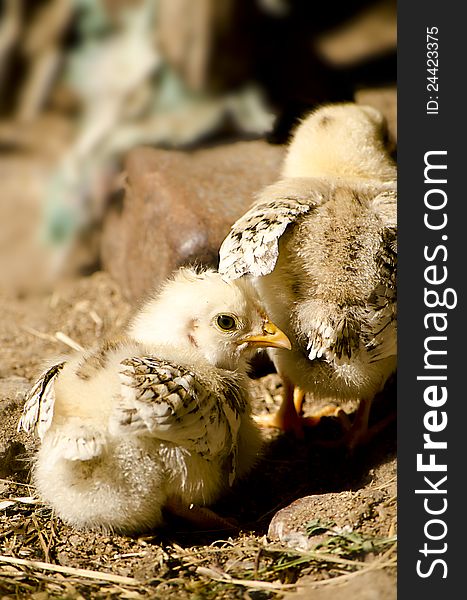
[
  {"left": 17, "top": 362, "right": 65, "bottom": 440},
  {"left": 112, "top": 356, "right": 247, "bottom": 483},
  {"left": 219, "top": 178, "right": 325, "bottom": 279}
]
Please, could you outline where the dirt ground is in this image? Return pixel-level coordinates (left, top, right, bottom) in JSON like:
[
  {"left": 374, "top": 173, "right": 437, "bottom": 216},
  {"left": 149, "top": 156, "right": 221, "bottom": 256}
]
[{"left": 0, "top": 142, "right": 396, "bottom": 599}]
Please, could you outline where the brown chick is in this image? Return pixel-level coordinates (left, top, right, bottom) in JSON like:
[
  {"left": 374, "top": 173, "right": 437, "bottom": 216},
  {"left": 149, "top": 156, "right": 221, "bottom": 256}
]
[{"left": 219, "top": 103, "right": 396, "bottom": 448}]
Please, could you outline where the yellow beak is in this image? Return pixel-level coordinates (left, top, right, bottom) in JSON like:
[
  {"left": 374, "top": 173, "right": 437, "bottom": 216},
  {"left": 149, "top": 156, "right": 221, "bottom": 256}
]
[{"left": 240, "top": 320, "right": 292, "bottom": 350}]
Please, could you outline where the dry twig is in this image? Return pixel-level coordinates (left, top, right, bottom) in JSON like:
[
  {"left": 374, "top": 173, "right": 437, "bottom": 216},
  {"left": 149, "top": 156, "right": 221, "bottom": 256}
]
[{"left": 0, "top": 554, "right": 140, "bottom": 586}]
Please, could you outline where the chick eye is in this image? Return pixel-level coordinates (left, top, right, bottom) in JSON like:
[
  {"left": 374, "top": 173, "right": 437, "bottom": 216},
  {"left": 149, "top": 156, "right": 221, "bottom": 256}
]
[{"left": 216, "top": 314, "right": 237, "bottom": 331}]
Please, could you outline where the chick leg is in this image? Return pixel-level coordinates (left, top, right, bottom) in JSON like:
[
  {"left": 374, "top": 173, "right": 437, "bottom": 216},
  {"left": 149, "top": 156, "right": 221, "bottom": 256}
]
[
  {"left": 256, "top": 384, "right": 344, "bottom": 437},
  {"left": 347, "top": 397, "right": 397, "bottom": 449},
  {"left": 345, "top": 396, "right": 373, "bottom": 450},
  {"left": 254, "top": 378, "right": 304, "bottom": 438},
  {"left": 166, "top": 497, "right": 238, "bottom": 531},
  {"left": 293, "top": 387, "right": 306, "bottom": 414},
  {"left": 317, "top": 397, "right": 396, "bottom": 450}
]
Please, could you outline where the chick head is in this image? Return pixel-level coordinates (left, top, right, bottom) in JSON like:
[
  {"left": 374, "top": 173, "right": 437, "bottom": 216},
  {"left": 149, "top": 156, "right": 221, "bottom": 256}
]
[
  {"left": 282, "top": 102, "right": 395, "bottom": 181},
  {"left": 129, "top": 267, "right": 291, "bottom": 371}
]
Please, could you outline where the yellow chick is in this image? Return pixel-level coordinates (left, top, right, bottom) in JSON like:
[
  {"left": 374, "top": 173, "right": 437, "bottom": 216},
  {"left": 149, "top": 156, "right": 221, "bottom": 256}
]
[
  {"left": 18, "top": 268, "right": 290, "bottom": 532},
  {"left": 219, "top": 103, "right": 396, "bottom": 448}
]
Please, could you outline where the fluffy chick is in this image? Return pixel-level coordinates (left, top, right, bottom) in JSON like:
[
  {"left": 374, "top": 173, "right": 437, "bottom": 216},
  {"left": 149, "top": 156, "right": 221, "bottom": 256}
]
[
  {"left": 18, "top": 268, "right": 290, "bottom": 533},
  {"left": 219, "top": 103, "right": 397, "bottom": 447}
]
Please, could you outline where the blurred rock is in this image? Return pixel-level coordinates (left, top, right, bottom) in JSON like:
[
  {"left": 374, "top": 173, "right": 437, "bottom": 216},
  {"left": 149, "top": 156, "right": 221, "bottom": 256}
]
[
  {"left": 158, "top": 0, "right": 250, "bottom": 93},
  {"left": 157, "top": 0, "right": 349, "bottom": 98},
  {"left": 315, "top": 0, "right": 397, "bottom": 67},
  {"left": 101, "top": 141, "right": 285, "bottom": 302}
]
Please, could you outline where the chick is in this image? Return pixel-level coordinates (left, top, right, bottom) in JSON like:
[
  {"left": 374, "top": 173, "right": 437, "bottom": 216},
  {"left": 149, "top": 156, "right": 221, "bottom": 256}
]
[
  {"left": 219, "top": 103, "right": 396, "bottom": 448},
  {"left": 18, "top": 267, "right": 290, "bottom": 533}
]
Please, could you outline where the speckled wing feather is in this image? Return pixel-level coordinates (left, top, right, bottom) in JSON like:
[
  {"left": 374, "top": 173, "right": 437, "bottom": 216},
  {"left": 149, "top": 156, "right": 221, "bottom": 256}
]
[
  {"left": 365, "top": 221, "right": 397, "bottom": 363},
  {"left": 306, "top": 314, "right": 362, "bottom": 363},
  {"left": 371, "top": 186, "right": 397, "bottom": 230},
  {"left": 219, "top": 178, "right": 326, "bottom": 279},
  {"left": 113, "top": 357, "right": 247, "bottom": 484},
  {"left": 17, "top": 362, "right": 65, "bottom": 440}
]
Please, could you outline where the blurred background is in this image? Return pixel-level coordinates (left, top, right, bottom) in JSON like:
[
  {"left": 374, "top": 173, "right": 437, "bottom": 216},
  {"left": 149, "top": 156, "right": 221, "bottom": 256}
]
[{"left": 0, "top": 0, "right": 396, "bottom": 298}]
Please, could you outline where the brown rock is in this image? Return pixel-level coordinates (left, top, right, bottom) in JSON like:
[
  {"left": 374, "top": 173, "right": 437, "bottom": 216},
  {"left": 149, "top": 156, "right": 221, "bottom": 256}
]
[
  {"left": 101, "top": 141, "right": 285, "bottom": 302},
  {"left": 268, "top": 491, "right": 385, "bottom": 551},
  {"left": 284, "top": 570, "right": 396, "bottom": 600}
]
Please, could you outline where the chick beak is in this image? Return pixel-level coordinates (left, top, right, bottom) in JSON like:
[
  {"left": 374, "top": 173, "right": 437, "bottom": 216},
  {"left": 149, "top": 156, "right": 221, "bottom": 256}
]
[{"left": 240, "top": 320, "right": 292, "bottom": 350}]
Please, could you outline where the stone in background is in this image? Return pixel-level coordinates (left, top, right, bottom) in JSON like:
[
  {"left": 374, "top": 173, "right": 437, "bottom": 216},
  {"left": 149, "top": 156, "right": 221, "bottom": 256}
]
[{"left": 101, "top": 140, "right": 285, "bottom": 302}]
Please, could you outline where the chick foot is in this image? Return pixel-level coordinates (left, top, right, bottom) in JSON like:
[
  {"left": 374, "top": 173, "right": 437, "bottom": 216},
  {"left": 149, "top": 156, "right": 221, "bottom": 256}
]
[
  {"left": 255, "top": 386, "right": 344, "bottom": 438},
  {"left": 254, "top": 382, "right": 305, "bottom": 438}
]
